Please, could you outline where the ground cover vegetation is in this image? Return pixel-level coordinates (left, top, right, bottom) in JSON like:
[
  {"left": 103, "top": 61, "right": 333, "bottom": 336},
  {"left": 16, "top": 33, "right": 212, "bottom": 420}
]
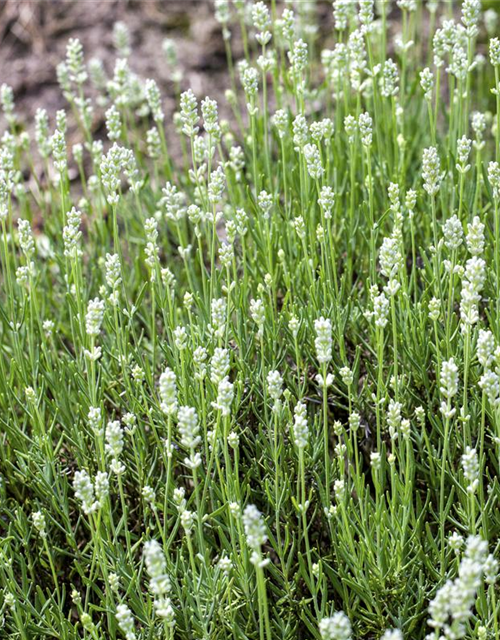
[{"left": 2, "top": 1, "right": 500, "bottom": 639}]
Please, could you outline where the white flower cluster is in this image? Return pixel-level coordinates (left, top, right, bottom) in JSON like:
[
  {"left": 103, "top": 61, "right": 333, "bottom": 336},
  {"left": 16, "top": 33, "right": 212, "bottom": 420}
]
[
  {"left": 319, "top": 612, "right": 351, "bottom": 640},
  {"left": 243, "top": 504, "right": 268, "bottom": 566},
  {"left": 212, "top": 376, "right": 234, "bottom": 416},
  {"left": 461, "top": 446, "right": 479, "bottom": 494},
  {"left": 63, "top": 207, "right": 83, "bottom": 259},
  {"left": 73, "top": 469, "right": 109, "bottom": 515},
  {"left": 250, "top": 298, "right": 266, "bottom": 339},
  {"left": 440, "top": 358, "right": 458, "bottom": 419},
  {"left": 293, "top": 400, "right": 309, "bottom": 449},
  {"left": 314, "top": 316, "right": 332, "bottom": 365},
  {"left": 85, "top": 297, "right": 105, "bottom": 337},
  {"left": 427, "top": 536, "right": 488, "bottom": 639},
  {"left": 104, "top": 253, "right": 121, "bottom": 305},
  {"left": 367, "top": 288, "right": 389, "bottom": 329},
  {"left": 379, "top": 235, "right": 403, "bottom": 295},
  {"left": 143, "top": 540, "right": 175, "bottom": 627},
  {"left": 303, "top": 143, "right": 324, "bottom": 180},
  {"left": 159, "top": 367, "right": 178, "bottom": 416},
  {"left": 443, "top": 215, "right": 463, "bottom": 252},
  {"left": 105, "top": 420, "right": 125, "bottom": 474},
  {"left": 267, "top": 370, "right": 283, "bottom": 412},
  {"left": 358, "top": 111, "right": 372, "bottom": 147},
  {"left": 32, "top": 510, "right": 47, "bottom": 539},
  {"left": 177, "top": 405, "right": 202, "bottom": 469},
  {"left": 116, "top": 604, "right": 136, "bottom": 640},
  {"left": 460, "top": 217, "right": 486, "bottom": 329},
  {"left": 211, "top": 347, "right": 230, "bottom": 386},
  {"left": 422, "top": 146, "right": 441, "bottom": 196},
  {"left": 477, "top": 330, "right": 500, "bottom": 408}
]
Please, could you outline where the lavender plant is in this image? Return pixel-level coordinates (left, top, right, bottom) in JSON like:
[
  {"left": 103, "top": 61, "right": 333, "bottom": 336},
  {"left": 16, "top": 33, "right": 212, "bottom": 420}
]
[{"left": 1, "top": 1, "right": 500, "bottom": 639}]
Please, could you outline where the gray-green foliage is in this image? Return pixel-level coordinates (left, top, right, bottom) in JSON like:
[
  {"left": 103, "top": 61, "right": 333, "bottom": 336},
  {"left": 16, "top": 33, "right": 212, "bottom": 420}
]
[{"left": 1, "top": 1, "right": 500, "bottom": 639}]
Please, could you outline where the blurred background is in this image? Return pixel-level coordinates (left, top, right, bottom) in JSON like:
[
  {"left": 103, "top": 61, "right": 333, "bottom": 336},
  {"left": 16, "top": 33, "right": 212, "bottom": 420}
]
[
  {"left": 0, "top": 0, "right": 234, "bottom": 139},
  {"left": 1, "top": 0, "right": 497, "bottom": 159}
]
